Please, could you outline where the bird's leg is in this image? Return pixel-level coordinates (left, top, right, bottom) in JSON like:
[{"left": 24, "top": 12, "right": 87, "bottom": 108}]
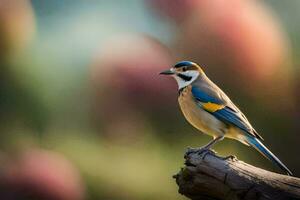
[
  {"left": 203, "top": 135, "right": 224, "bottom": 149},
  {"left": 185, "top": 135, "right": 224, "bottom": 156}
]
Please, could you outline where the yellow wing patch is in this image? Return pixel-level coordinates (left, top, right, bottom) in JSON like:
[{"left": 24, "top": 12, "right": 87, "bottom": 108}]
[{"left": 202, "top": 102, "right": 225, "bottom": 112}]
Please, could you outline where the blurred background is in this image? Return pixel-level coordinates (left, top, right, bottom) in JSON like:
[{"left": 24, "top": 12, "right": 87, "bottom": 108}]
[{"left": 0, "top": 0, "right": 299, "bottom": 199}]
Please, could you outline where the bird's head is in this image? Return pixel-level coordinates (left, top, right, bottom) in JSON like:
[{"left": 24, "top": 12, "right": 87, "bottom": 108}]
[{"left": 160, "top": 61, "right": 204, "bottom": 89}]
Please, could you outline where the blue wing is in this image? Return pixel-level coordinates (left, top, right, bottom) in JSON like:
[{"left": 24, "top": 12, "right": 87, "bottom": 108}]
[
  {"left": 212, "top": 106, "right": 253, "bottom": 134},
  {"left": 191, "top": 85, "right": 262, "bottom": 139},
  {"left": 191, "top": 86, "right": 224, "bottom": 104}
]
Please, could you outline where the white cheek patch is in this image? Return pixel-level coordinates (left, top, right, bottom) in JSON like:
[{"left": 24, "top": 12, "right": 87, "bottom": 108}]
[{"left": 173, "top": 71, "right": 199, "bottom": 89}]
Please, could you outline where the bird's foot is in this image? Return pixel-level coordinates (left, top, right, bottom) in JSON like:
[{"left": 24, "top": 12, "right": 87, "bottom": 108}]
[
  {"left": 184, "top": 146, "right": 215, "bottom": 159},
  {"left": 221, "top": 155, "right": 237, "bottom": 161},
  {"left": 185, "top": 147, "right": 206, "bottom": 155}
]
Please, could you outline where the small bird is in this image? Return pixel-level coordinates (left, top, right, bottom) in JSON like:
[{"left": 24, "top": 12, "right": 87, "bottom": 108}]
[{"left": 160, "top": 61, "right": 292, "bottom": 175}]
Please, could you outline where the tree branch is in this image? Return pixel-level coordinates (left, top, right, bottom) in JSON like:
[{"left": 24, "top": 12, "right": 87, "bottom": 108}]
[{"left": 173, "top": 150, "right": 300, "bottom": 200}]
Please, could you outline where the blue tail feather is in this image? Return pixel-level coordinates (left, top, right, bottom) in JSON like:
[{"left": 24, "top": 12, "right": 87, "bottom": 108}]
[{"left": 246, "top": 136, "right": 292, "bottom": 176}]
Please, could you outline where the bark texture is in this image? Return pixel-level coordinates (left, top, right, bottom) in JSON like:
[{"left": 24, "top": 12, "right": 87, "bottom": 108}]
[{"left": 173, "top": 150, "right": 300, "bottom": 200}]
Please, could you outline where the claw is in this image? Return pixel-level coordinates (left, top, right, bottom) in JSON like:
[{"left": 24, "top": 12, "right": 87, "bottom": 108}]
[
  {"left": 184, "top": 147, "right": 209, "bottom": 159},
  {"left": 222, "top": 155, "right": 237, "bottom": 161},
  {"left": 184, "top": 147, "right": 195, "bottom": 158}
]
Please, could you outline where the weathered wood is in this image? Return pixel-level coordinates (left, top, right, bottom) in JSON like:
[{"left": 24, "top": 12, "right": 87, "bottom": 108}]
[{"left": 173, "top": 150, "right": 300, "bottom": 200}]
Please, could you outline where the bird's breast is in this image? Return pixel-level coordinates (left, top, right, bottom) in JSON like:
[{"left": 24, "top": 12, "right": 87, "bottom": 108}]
[{"left": 178, "top": 86, "right": 226, "bottom": 137}]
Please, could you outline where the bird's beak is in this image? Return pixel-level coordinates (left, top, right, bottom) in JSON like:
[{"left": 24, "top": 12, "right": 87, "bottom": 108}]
[{"left": 159, "top": 68, "right": 175, "bottom": 75}]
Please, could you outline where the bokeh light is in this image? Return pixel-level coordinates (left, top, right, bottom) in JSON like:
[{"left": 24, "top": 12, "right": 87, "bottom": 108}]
[{"left": 0, "top": 1, "right": 299, "bottom": 199}]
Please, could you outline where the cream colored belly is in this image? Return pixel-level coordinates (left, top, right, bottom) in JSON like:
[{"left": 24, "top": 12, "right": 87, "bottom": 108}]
[{"left": 178, "top": 91, "right": 226, "bottom": 138}]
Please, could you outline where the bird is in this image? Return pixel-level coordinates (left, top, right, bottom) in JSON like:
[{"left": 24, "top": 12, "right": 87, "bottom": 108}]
[{"left": 160, "top": 61, "right": 292, "bottom": 175}]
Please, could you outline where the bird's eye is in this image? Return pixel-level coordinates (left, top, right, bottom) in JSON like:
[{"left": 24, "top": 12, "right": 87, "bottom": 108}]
[{"left": 182, "top": 67, "right": 187, "bottom": 72}]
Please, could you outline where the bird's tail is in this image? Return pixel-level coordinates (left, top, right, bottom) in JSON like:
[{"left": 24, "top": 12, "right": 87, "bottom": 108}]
[{"left": 245, "top": 136, "right": 293, "bottom": 176}]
